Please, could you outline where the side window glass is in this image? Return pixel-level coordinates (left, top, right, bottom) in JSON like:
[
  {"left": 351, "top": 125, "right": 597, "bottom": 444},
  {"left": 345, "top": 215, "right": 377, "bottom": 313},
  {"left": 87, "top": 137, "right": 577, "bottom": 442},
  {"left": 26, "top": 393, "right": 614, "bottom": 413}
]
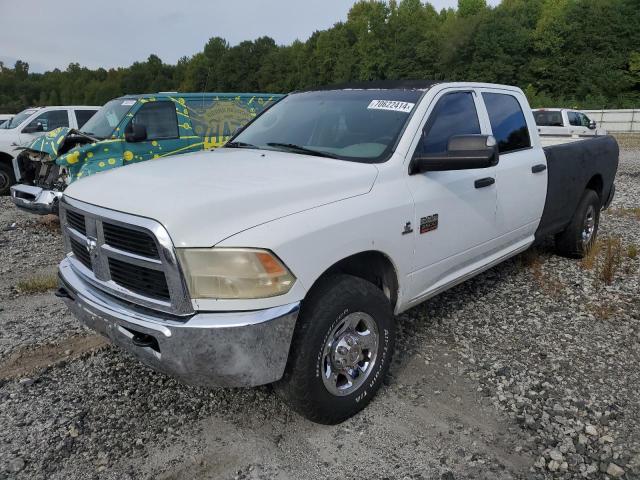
[
  {"left": 567, "top": 112, "right": 581, "bottom": 127},
  {"left": 26, "top": 110, "right": 69, "bottom": 132},
  {"left": 482, "top": 93, "right": 531, "bottom": 154},
  {"left": 417, "top": 92, "right": 480, "bottom": 155},
  {"left": 579, "top": 113, "right": 590, "bottom": 127},
  {"left": 75, "top": 110, "right": 97, "bottom": 128},
  {"left": 131, "top": 101, "right": 178, "bottom": 140}
]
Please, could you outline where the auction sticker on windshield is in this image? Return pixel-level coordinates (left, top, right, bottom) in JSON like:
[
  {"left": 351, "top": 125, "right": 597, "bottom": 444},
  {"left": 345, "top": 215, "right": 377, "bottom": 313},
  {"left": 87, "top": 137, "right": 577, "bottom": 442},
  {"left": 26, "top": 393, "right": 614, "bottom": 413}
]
[{"left": 367, "top": 100, "right": 415, "bottom": 113}]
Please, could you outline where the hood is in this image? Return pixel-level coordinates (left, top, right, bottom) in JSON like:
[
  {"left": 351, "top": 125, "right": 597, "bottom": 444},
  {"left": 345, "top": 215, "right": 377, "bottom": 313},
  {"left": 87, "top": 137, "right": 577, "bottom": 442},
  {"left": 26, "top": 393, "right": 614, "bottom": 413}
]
[
  {"left": 20, "top": 127, "right": 74, "bottom": 160},
  {"left": 64, "top": 148, "right": 379, "bottom": 247}
]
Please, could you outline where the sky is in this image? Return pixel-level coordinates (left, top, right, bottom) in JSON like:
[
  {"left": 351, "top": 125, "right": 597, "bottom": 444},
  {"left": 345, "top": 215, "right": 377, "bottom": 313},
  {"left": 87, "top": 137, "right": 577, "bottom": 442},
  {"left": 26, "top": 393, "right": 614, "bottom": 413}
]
[{"left": 0, "top": 0, "right": 499, "bottom": 73}]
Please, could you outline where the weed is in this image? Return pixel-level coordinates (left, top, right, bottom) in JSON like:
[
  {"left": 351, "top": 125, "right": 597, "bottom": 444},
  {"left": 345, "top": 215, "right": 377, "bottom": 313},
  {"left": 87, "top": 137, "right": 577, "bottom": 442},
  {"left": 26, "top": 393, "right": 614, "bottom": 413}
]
[
  {"left": 609, "top": 207, "right": 640, "bottom": 221},
  {"left": 588, "top": 303, "right": 618, "bottom": 320},
  {"left": 597, "top": 237, "right": 623, "bottom": 285},
  {"left": 16, "top": 274, "right": 58, "bottom": 294},
  {"left": 628, "top": 244, "right": 638, "bottom": 259},
  {"left": 581, "top": 240, "right": 601, "bottom": 270},
  {"left": 37, "top": 214, "right": 60, "bottom": 233}
]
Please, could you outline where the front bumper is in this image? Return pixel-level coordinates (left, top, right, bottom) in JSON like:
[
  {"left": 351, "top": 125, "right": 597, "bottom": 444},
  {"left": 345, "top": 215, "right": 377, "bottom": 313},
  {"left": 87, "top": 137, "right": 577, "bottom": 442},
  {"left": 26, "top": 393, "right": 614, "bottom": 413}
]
[
  {"left": 58, "top": 257, "right": 299, "bottom": 387},
  {"left": 10, "top": 184, "right": 62, "bottom": 215}
]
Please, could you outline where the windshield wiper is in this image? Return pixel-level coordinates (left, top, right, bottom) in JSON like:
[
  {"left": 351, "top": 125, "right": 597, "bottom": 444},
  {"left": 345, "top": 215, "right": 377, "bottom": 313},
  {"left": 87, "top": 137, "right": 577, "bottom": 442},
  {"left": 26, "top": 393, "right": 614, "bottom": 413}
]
[
  {"left": 266, "top": 143, "right": 338, "bottom": 159},
  {"left": 225, "top": 141, "right": 259, "bottom": 149}
]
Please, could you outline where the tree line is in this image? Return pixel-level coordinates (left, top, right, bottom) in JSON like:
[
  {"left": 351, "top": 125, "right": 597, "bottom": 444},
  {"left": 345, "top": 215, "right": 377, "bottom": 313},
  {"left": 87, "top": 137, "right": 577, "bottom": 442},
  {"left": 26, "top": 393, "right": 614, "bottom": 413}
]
[{"left": 1, "top": 0, "right": 639, "bottom": 114}]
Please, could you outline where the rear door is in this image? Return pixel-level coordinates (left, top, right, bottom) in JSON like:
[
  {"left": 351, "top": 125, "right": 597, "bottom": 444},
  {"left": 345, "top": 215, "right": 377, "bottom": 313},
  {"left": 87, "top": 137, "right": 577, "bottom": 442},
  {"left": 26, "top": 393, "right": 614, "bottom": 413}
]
[
  {"left": 405, "top": 89, "right": 499, "bottom": 303},
  {"left": 479, "top": 89, "right": 547, "bottom": 245}
]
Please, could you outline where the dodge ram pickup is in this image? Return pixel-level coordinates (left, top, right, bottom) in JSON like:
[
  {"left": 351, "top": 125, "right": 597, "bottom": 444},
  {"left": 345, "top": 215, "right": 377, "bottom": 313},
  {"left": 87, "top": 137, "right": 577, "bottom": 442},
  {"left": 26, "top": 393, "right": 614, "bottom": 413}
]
[{"left": 55, "top": 81, "right": 618, "bottom": 424}]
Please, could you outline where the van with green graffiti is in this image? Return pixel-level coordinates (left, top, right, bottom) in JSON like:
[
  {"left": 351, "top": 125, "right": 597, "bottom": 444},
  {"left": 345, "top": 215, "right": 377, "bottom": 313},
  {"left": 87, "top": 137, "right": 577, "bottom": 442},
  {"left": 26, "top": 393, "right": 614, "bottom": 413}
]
[{"left": 10, "top": 92, "right": 281, "bottom": 214}]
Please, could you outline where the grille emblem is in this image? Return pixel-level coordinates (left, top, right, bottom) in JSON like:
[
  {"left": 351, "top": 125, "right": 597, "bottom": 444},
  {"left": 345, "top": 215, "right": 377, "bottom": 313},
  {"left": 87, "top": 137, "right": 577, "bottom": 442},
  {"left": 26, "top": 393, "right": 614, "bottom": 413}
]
[{"left": 85, "top": 236, "right": 98, "bottom": 255}]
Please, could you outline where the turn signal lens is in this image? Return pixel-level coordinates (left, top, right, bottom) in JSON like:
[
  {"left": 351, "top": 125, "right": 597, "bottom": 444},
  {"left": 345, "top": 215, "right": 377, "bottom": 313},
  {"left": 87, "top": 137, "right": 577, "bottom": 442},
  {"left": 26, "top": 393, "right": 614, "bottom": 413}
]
[{"left": 177, "top": 248, "right": 295, "bottom": 299}]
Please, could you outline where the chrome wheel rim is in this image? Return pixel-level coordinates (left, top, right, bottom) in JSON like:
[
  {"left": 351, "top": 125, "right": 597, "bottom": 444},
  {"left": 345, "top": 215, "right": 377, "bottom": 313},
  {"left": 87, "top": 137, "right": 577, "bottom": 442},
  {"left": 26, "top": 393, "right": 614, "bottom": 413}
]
[
  {"left": 582, "top": 205, "right": 596, "bottom": 246},
  {"left": 321, "top": 312, "right": 379, "bottom": 397}
]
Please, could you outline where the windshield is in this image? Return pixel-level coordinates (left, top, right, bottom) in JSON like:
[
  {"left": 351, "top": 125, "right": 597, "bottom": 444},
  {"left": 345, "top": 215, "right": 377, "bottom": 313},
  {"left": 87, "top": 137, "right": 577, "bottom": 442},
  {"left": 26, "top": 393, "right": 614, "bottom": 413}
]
[
  {"left": 1, "top": 109, "right": 37, "bottom": 129},
  {"left": 229, "top": 89, "right": 423, "bottom": 162},
  {"left": 80, "top": 98, "right": 135, "bottom": 138}
]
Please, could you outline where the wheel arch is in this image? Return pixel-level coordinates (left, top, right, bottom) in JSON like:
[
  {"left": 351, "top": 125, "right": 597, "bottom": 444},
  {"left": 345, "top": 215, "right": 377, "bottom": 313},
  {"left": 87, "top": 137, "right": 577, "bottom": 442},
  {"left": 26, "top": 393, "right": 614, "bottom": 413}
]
[
  {"left": 585, "top": 174, "right": 603, "bottom": 201},
  {"left": 310, "top": 250, "right": 399, "bottom": 311}
]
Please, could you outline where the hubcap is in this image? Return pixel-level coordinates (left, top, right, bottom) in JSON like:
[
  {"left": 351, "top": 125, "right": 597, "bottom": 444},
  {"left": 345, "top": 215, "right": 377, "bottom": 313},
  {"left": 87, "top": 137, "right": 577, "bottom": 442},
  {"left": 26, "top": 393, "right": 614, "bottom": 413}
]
[
  {"left": 582, "top": 205, "right": 596, "bottom": 246},
  {"left": 322, "top": 312, "right": 379, "bottom": 396}
]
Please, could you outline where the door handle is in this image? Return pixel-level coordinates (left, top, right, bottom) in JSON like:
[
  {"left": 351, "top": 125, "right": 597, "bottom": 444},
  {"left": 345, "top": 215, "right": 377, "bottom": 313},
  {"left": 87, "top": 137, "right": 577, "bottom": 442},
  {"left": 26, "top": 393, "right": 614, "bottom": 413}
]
[
  {"left": 474, "top": 177, "right": 495, "bottom": 189},
  {"left": 531, "top": 164, "right": 547, "bottom": 173}
]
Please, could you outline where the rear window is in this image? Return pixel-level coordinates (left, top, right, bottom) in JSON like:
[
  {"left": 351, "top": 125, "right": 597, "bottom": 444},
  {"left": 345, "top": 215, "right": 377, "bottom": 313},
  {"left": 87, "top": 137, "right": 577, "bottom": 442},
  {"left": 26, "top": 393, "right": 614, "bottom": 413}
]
[
  {"left": 534, "top": 110, "right": 563, "bottom": 127},
  {"left": 483, "top": 93, "right": 531, "bottom": 153},
  {"left": 75, "top": 110, "right": 97, "bottom": 128}
]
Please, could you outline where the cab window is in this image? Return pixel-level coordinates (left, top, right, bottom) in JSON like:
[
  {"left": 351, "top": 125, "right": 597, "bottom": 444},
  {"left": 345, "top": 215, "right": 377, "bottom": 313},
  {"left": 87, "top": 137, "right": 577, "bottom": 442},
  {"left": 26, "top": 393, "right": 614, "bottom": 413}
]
[
  {"left": 416, "top": 92, "right": 481, "bottom": 155},
  {"left": 567, "top": 112, "right": 582, "bottom": 127},
  {"left": 24, "top": 110, "right": 69, "bottom": 132},
  {"left": 482, "top": 93, "right": 531, "bottom": 153},
  {"left": 131, "top": 101, "right": 179, "bottom": 140}
]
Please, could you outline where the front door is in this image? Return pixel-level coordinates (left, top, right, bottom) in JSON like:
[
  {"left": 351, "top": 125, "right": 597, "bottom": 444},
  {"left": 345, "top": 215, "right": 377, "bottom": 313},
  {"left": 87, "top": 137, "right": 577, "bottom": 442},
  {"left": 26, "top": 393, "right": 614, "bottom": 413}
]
[{"left": 405, "top": 90, "right": 499, "bottom": 303}]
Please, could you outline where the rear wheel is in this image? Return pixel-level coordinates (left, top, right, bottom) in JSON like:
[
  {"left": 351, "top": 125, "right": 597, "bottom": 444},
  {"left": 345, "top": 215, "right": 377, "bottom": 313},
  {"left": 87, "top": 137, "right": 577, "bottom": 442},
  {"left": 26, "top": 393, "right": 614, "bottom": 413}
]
[
  {"left": 555, "top": 189, "right": 600, "bottom": 258},
  {"left": 276, "top": 274, "right": 395, "bottom": 424},
  {"left": 0, "top": 162, "right": 16, "bottom": 196}
]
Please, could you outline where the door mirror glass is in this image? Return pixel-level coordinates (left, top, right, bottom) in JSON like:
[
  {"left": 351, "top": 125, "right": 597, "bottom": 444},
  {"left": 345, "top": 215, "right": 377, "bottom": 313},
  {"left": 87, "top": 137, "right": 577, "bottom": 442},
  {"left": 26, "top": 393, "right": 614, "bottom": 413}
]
[
  {"left": 588, "top": 120, "right": 597, "bottom": 130},
  {"left": 414, "top": 135, "right": 499, "bottom": 172},
  {"left": 125, "top": 123, "right": 148, "bottom": 142},
  {"left": 22, "top": 122, "right": 44, "bottom": 134}
]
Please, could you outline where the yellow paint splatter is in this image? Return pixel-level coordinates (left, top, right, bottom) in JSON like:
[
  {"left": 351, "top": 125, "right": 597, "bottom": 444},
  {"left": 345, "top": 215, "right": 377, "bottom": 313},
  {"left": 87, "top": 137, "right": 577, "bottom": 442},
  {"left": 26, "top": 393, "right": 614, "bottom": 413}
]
[
  {"left": 123, "top": 150, "right": 134, "bottom": 161},
  {"left": 108, "top": 158, "right": 116, "bottom": 165},
  {"left": 151, "top": 140, "right": 158, "bottom": 146},
  {"left": 104, "top": 148, "right": 109, "bottom": 152},
  {"left": 99, "top": 161, "right": 106, "bottom": 167},
  {"left": 66, "top": 151, "right": 81, "bottom": 164},
  {"left": 87, "top": 152, "right": 93, "bottom": 158},
  {"left": 153, "top": 154, "right": 160, "bottom": 159}
]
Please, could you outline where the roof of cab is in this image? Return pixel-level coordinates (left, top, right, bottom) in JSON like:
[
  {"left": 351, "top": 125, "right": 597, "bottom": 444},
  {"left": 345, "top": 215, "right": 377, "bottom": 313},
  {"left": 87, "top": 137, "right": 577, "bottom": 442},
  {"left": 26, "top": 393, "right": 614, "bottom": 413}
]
[
  {"left": 117, "top": 92, "right": 282, "bottom": 100},
  {"left": 305, "top": 80, "right": 439, "bottom": 91}
]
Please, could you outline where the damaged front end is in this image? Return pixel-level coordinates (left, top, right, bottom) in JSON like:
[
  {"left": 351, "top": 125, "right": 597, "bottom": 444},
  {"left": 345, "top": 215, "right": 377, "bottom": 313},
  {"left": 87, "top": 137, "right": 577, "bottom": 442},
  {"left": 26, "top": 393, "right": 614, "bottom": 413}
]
[{"left": 10, "top": 128, "right": 96, "bottom": 214}]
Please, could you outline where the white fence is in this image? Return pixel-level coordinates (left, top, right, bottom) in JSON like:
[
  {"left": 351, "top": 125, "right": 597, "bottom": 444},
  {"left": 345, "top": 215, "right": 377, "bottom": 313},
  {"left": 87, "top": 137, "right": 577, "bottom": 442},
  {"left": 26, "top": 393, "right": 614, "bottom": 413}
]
[{"left": 583, "top": 109, "right": 640, "bottom": 133}]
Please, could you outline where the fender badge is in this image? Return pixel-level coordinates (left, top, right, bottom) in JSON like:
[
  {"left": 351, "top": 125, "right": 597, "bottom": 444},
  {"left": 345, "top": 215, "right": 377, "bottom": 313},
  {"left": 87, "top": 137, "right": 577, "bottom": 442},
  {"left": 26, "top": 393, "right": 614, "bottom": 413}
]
[
  {"left": 402, "top": 221, "right": 413, "bottom": 235},
  {"left": 420, "top": 214, "right": 438, "bottom": 234}
]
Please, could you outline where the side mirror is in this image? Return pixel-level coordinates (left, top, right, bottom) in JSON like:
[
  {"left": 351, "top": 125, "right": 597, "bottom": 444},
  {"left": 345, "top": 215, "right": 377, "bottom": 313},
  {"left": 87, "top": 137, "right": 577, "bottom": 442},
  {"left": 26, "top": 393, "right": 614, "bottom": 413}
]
[
  {"left": 588, "top": 120, "right": 597, "bottom": 130},
  {"left": 22, "top": 123, "right": 44, "bottom": 134},
  {"left": 413, "top": 135, "right": 499, "bottom": 173},
  {"left": 125, "top": 123, "right": 147, "bottom": 142}
]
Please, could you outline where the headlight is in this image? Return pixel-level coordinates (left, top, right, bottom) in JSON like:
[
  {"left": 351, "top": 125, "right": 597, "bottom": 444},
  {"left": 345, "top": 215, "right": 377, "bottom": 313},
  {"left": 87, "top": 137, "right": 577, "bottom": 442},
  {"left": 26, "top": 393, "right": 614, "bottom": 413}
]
[{"left": 177, "top": 248, "right": 296, "bottom": 299}]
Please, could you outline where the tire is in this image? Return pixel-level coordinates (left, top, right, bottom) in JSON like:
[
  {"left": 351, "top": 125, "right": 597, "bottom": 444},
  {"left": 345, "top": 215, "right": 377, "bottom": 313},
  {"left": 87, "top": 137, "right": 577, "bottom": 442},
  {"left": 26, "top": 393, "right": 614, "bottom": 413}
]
[
  {"left": 275, "top": 274, "right": 395, "bottom": 424},
  {"left": 0, "top": 162, "right": 16, "bottom": 196},
  {"left": 555, "top": 189, "right": 601, "bottom": 258}
]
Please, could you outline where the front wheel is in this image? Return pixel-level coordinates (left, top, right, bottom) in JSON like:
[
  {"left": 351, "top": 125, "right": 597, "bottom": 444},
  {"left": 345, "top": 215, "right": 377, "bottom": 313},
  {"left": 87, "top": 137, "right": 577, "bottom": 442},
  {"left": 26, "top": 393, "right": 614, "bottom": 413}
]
[
  {"left": 0, "top": 162, "right": 16, "bottom": 196},
  {"left": 275, "top": 274, "right": 395, "bottom": 424},
  {"left": 555, "top": 189, "right": 601, "bottom": 258}
]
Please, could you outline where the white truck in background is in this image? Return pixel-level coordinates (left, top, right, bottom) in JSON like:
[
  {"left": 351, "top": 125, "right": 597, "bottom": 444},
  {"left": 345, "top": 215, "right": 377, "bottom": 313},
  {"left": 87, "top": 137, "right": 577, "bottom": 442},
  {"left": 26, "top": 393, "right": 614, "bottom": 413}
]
[
  {"left": 0, "top": 106, "right": 99, "bottom": 195},
  {"left": 55, "top": 81, "right": 618, "bottom": 424},
  {"left": 533, "top": 108, "right": 607, "bottom": 146}
]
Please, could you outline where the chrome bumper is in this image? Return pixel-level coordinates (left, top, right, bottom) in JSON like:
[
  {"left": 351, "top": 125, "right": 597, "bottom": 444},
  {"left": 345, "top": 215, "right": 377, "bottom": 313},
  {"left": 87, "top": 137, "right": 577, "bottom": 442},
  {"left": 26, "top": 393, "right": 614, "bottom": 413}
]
[
  {"left": 58, "top": 257, "right": 299, "bottom": 387},
  {"left": 10, "top": 184, "right": 62, "bottom": 215}
]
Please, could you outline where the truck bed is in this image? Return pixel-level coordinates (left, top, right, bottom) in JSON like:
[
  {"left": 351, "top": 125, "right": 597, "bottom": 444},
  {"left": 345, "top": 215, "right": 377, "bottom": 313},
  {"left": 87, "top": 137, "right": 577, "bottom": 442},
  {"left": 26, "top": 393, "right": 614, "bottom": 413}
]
[{"left": 535, "top": 135, "right": 619, "bottom": 240}]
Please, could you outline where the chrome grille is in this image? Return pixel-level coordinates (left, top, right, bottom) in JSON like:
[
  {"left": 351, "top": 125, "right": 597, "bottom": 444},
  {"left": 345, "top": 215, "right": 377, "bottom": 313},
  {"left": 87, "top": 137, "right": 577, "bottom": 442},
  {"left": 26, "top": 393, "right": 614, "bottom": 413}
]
[
  {"left": 60, "top": 197, "right": 193, "bottom": 316},
  {"left": 103, "top": 222, "right": 159, "bottom": 258}
]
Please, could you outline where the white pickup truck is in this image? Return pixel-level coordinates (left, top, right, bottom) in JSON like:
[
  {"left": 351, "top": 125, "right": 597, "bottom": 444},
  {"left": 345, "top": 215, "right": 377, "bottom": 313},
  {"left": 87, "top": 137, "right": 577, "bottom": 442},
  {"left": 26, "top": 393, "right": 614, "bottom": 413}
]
[
  {"left": 533, "top": 108, "right": 607, "bottom": 145},
  {"left": 55, "top": 82, "right": 618, "bottom": 424},
  {"left": 0, "top": 106, "right": 99, "bottom": 195}
]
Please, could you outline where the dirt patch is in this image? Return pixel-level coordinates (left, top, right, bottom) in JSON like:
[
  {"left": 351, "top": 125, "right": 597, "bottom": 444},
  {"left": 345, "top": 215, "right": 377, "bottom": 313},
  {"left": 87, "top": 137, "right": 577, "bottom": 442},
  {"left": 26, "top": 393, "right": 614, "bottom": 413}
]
[{"left": 0, "top": 334, "right": 108, "bottom": 380}]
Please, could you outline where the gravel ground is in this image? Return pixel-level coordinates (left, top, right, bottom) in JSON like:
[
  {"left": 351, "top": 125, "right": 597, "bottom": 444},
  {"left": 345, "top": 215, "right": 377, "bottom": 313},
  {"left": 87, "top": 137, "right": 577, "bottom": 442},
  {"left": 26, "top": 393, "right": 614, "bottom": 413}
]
[{"left": 0, "top": 145, "right": 638, "bottom": 480}]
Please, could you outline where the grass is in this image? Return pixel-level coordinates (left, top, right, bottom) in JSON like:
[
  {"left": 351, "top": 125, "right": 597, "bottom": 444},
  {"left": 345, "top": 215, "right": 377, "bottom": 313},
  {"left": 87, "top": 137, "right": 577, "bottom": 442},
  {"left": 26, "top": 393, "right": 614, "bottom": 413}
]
[
  {"left": 36, "top": 214, "right": 60, "bottom": 233},
  {"left": 16, "top": 274, "right": 58, "bottom": 294},
  {"left": 628, "top": 244, "right": 638, "bottom": 260},
  {"left": 588, "top": 303, "right": 618, "bottom": 321},
  {"left": 598, "top": 237, "right": 623, "bottom": 285},
  {"left": 608, "top": 207, "right": 640, "bottom": 221}
]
